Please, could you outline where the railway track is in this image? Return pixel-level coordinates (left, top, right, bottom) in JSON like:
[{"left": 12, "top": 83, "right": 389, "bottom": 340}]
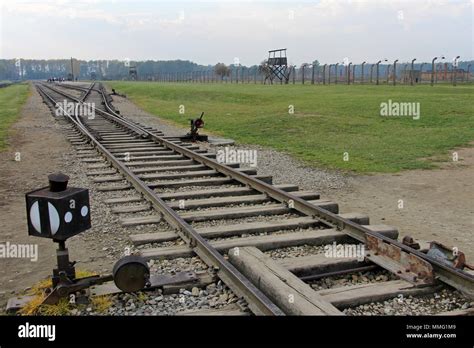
[{"left": 34, "top": 81, "right": 474, "bottom": 316}]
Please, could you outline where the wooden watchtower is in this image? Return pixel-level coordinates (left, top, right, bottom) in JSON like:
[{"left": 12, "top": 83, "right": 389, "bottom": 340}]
[
  {"left": 267, "top": 49, "right": 290, "bottom": 84},
  {"left": 129, "top": 66, "right": 138, "bottom": 80}
]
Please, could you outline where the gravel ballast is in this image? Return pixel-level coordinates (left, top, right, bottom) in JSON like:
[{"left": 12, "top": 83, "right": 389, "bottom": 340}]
[{"left": 12, "top": 83, "right": 469, "bottom": 317}]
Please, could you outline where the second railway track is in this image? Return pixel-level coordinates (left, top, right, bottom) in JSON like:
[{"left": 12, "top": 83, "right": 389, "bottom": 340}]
[{"left": 34, "top": 81, "right": 474, "bottom": 316}]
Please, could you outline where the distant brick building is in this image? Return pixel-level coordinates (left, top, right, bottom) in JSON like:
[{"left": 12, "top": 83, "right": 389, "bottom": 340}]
[
  {"left": 401, "top": 69, "right": 422, "bottom": 83},
  {"left": 421, "top": 68, "right": 471, "bottom": 82}
]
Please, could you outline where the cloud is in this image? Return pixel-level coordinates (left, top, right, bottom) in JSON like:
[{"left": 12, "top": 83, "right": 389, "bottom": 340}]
[{"left": 1, "top": 0, "right": 472, "bottom": 63}]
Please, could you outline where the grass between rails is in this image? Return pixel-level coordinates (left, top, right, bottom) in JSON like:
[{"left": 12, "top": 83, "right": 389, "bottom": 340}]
[
  {"left": 0, "top": 83, "right": 30, "bottom": 150},
  {"left": 107, "top": 82, "right": 474, "bottom": 173}
]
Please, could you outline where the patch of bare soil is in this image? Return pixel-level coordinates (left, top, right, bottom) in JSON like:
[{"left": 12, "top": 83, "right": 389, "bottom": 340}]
[
  {"left": 0, "top": 85, "right": 115, "bottom": 312},
  {"left": 327, "top": 148, "right": 474, "bottom": 261}
]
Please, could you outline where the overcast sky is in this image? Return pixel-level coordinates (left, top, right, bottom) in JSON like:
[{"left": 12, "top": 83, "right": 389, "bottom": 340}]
[{"left": 0, "top": 0, "right": 472, "bottom": 65}]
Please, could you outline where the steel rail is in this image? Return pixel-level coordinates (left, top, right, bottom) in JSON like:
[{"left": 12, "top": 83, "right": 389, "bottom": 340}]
[
  {"left": 36, "top": 83, "right": 285, "bottom": 316},
  {"left": 96, "top": 83, "right": 474, "bottom": 299},
  {"left": 53, "top": 81, "right": 474, "bottom": 299},
  {"left": 141, "top": 135, "right": 474, "bottom": 297},
  {"left": 52, "top": 82, "right": 121, "bottom": 113},
  {"left": 48, "top": 82, "right": 97, "bottom": 101},
  {"left": 38, "top": 82, "right": 474, "bottom": 301},
  {"left": 40, "top": 83, "right": 148, "bottom": 138},
  {"left": 53, "top": 82, "right": 103, "bottom": 95},
  {"left": 79, "top": 82, "right": 95, "bottom": 102}
]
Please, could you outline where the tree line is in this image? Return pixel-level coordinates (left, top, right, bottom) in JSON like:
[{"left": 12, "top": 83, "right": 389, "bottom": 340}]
[
  {"left": 0, "top": 59, "right": 259, "bottom": 81},
  {"left": 1, "top": 58, "right": 471, "bottom": 82}
]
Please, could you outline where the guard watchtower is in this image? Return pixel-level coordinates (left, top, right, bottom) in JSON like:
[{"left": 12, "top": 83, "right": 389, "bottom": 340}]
[
  {"left": 267, "top": 49, "right": 290, "bottom": 84},
  {"left": 129, "top": 66, "right": 138, "bottom": 80}
]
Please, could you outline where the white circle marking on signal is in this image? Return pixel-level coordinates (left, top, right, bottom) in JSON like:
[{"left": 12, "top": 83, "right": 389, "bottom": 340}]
[
  {"left": 64, "top": 212, "right": 73, "bottom": 223},
  {"left": 30, "top": 201, "right": 41, "bottom": 233},
  {"left": 81, "top": 206, "right": 89, "bottom": 217},
  {"left": 48, "top": 202, "right": 60, "bottom": 235}
]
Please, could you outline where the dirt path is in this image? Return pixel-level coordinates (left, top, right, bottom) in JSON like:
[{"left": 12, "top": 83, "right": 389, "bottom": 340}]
[
  {"left": 0, "top": 85, "right": 119, "bottom": 311},
  {"left": 0, "top": 84, "right": 68, "bottom": 304}
]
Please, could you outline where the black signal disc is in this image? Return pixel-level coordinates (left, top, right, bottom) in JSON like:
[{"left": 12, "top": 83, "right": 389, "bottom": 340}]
[{"left": 112, "top": 255, "right": 150, "bottom": 292}]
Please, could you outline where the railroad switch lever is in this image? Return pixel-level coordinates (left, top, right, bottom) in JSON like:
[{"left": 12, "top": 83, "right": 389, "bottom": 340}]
[
  {"left": 14, "top": 174, "right": 198, "bottom": 310},
  {"left": 180, "top": 112, "right": 208, "bottom": 142},
  {"left": 24, "top": 173, "right": 109, "bottom": 304},
  {"left": 110, "top": 88, "right": 126, "bottom": 98},
  {"left": 24, "top": 173, "right": 151, "bottom": 305},
  {"left": 42, "top": 240, "right": 115, "bottom": 305}
]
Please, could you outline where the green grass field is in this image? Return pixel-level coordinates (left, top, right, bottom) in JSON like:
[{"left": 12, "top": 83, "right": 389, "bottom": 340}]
[
  {"left": 0, "top": 83, "right": 30, "bottom": 150},
  {"left": 108, "top": 82, "right": 474, "bottom": 173}
]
